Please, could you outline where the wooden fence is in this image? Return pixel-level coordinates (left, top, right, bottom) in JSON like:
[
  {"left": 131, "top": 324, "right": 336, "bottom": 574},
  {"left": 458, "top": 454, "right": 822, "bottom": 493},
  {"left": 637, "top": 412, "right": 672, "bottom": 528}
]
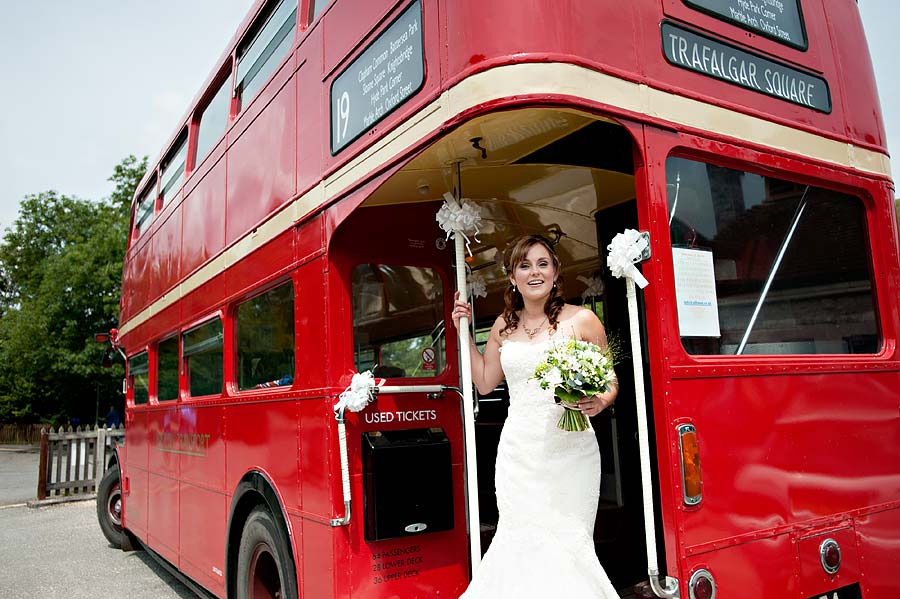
[
  {"left": 0, "top": 423, "right": 44, "bottom": 444},
  {"left": 36, "top": 425, "right": 124, "bottom": 500}
]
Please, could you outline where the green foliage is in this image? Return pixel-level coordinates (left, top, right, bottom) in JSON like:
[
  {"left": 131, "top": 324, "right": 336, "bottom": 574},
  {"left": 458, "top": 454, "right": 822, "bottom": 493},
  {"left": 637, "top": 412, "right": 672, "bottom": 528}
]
[{"left": 0, "top": 156, "right": 147, "bottom": 424}]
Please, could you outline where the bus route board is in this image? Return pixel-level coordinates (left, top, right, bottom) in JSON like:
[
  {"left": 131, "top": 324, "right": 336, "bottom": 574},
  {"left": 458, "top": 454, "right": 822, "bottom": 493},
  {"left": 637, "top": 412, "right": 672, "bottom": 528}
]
[
  {"left": 684, "top": 0, "right": 807, "bottom": 50},
  {"left": 330, "top": 0, "right": 425, "bottom": 154}
]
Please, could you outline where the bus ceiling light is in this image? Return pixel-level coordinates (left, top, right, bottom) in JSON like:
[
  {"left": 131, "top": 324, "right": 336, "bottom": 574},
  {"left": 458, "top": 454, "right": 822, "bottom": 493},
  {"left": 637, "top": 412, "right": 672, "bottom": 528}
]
[
  {"left": 820, "top": 538, "right": 841, "bottom": 574},
  {"left": 689, "top": 568, "right": 716, "bottom": 599},
  {"left": 677, "top": 423, "right": 702, "bottom": 506}
]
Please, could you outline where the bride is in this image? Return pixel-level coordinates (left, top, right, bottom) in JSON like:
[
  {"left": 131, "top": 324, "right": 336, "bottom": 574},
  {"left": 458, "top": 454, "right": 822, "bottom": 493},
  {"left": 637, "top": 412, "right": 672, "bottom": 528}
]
[{"left": 452, "top": 234, "right": 620, "bottom": 599}]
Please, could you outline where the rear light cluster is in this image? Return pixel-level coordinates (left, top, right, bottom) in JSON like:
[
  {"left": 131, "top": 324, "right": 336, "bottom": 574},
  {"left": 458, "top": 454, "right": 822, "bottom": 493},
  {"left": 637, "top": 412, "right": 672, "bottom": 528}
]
[
  {"left": 820, "top": 538, "right": 841, "bottom": 574},
  {"left": 689, "top": 568, "right": 716, "bottom": 599},
  {"left": 677, "top": 423, "right": 702, "bottom": 505}
]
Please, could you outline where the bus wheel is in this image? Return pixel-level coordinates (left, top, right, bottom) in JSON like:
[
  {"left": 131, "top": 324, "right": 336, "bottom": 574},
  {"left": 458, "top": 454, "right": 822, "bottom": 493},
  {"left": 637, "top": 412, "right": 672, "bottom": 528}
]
[
  {"left": 96, "top": 466, "right": 125, "bottom": 548},
  {"left": 237, "top": 506, "right": 298, "bottom": 599}
]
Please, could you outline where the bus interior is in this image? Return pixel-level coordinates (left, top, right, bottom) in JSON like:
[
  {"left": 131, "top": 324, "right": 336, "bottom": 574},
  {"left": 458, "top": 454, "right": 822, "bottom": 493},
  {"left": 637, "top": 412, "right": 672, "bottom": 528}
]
[{"left": 332, "top": 107, "right": 661, "bottom": 592}]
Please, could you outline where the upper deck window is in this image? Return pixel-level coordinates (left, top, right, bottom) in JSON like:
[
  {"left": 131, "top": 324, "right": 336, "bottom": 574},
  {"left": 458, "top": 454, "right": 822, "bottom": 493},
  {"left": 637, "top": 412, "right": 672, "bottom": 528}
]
[
  {"left": 195, "top": 75, "right": 232, "bottom": 168},
  {"left": 666, "top": 156, "right": 879, "bottom": 355},
  {"left": 134, "top": 182, "right": 156, "bottom": 237},
  {"left": 310, "top": 0, "right": 331, "bottom": 20},
  {"left": 182, "top": 318, "right": 224, "bottom": 397},
  {"left": 352, "top": 264, "right": 446, "bottom": 378},
  {"left": 157, "top": 336, "right": 179, "bottom": 402},
  {"left": 237, "top": 282, "right": 294, "bottom": 390},
  {"left": 159, "top": 133, "right": 187, "bottom": 206},
  {"left": 128, "top": 351, "right": 149, "bottom": 405},
  {"left": 236, "top": 0, "right": 297, "bottom": 107}
]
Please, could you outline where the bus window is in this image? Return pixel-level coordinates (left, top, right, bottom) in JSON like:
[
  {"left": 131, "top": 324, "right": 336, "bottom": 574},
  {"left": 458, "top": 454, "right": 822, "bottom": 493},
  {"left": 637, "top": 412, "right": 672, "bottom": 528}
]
[
  {"left": 666, "top": 156, "right": 879, "bottom": 355},
  {"left": 182, "top": 318, "right": 224, "bottom": 397},
  {"left": 236, "top": 0, "right": 297, "bottom": 108},
  {"left": 310, "top": 0, "right": 331, "bottom": 21},
  {"left": 352, "top": 264, "right": 446, "bottom": 378},
  {"left": 236, "top": 282, "right": 295, "bottom": 390},
  {"left": 128, "top": 351, "right": 149, "bottom": 405},
  {"left": 159, "top": 133, "right": 187, "bottom": 207},
  {"left": 133, "top": 181, "right": 156, "bottom": 237},
  {"left": 194, "top": 74, "right": 232, "bottom": 168},
  {"left": 157, "top": 336, "right": 179, "bottom": 402}
]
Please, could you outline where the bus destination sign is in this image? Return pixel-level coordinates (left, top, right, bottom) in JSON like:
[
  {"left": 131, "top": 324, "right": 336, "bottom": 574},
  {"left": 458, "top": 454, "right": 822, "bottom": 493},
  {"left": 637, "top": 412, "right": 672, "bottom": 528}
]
[
  {"left": 684, "top": 0, "right": 807, "bottom": 49},
  {"left": 330, "top": 0, "right": 424, "bottom": 154},
  {"left": 662, "top": 22, "right": 830, "bottom": 113}
]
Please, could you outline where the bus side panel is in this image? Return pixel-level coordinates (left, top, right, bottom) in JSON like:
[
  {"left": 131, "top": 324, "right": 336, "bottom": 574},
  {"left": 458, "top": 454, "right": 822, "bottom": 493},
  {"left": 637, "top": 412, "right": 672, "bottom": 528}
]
[
  {"left": 444, "top": 0, "right": 639, "bottom": 84},
  {"left": 225, "top": 231, "right": 295, "bottom": 300},
  {"left": 181, "top": 275, "right": 226, "bottom": 336},
  {"left": 179, "top": 404, "right": 227, "bottom": 597},
  {"left": 129, "top": 237, "right": 153, "bottom": 319},
  {"left": 225, "top": 59, "right": 297, "bottom": 248},
  {"left": 124, "top": 410, "right": 150, "bottom": 539},
  {"left": 181, "top": 159, "right": 227, "bottom": 280},
  {"left": 295, "top": 29, "right": 323, "bottom": 200},
  {"left": 672, "top": 371, "right": 900, "bottom": 547},
  {"left": 151, "top": 202, "right": 183, "bottom": 301},
  {"left": 856, "top": 508, "right": 900, "bottom": 598},
  {"left": 683, "top": 534, "right": 798, "bottom": 598},
  {"left": 303, "top": 520, "right": 336, "bottom": 599},
  {"left": 825, "top": 0, "right": 887, "bottom": 149},
  {"left": 147, "top": 407, "right": 181, "bottom": 565},
  {"left": 224, "top": 399, "right": 301, "bottom": 512}
]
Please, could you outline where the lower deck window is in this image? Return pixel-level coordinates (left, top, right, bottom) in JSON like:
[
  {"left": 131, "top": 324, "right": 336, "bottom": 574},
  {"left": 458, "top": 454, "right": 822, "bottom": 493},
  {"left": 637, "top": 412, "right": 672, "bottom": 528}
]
[
  {"left": 128, "top": 352, "right": 149, "bottom": 405},
  {"left": 237, "top": 282, "right": 295, "bottom": 390},
  {"left": 666, "top": 156, "right": 879, "bottom": 355},
  {"left": 182, "top": 318, "right": 223, "bottom": 396},
  {"left": 352, "top": 264, "right": 446, "bottom": 378}
]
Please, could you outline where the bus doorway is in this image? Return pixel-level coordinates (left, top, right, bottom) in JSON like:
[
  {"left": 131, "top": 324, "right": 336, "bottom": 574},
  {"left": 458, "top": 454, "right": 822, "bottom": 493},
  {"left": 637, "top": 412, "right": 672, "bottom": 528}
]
[{"left": 344, "top": 107, "right": 661, "bottom": 596}]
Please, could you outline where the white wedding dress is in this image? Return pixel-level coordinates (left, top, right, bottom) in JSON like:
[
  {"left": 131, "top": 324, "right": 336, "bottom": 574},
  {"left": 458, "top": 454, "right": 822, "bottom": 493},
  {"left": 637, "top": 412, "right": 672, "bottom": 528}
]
[{"left": 460, "top": 338, "right": 620, "bottom": 599}]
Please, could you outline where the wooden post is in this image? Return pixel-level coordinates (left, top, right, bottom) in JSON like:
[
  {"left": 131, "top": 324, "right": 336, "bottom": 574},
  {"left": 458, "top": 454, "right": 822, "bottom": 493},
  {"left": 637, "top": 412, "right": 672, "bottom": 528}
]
[
  {"left": 95, "top": 426, "right": 107, "bottom": 490},
  {"left": 37, "top": 428, "right": 49, "bottom": 501}
]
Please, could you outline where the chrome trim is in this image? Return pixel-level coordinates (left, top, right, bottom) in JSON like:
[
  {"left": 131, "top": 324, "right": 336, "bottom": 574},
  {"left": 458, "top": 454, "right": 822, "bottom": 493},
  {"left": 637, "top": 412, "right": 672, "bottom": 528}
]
[
  {"left": 688, "top": 568, "right": 716, "bottom": 599},
  {"left": 677, "top": 423, "right": 702, "bottom": 506},
  {"left": 819, "top": 538, "right": 841, "bottom": 575}
]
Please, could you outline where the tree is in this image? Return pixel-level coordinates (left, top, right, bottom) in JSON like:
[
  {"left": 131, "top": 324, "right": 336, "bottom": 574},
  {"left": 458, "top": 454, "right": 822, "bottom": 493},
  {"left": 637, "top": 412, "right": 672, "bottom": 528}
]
[{"left": 0, "top": 156, "right": 147, "bottom": 424}]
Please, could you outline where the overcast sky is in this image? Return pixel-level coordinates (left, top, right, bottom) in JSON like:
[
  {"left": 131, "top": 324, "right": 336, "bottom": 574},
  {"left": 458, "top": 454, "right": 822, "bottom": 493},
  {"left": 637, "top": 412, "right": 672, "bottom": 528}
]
[{"left": 0, "top": 1, "right": 897, "bottom": 233}]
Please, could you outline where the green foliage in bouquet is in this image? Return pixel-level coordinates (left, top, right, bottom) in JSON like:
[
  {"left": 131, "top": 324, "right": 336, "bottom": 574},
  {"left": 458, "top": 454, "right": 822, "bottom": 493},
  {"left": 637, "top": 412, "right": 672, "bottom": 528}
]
[{"left": 532, "top": 337, "right": 620, "bottom": 432}]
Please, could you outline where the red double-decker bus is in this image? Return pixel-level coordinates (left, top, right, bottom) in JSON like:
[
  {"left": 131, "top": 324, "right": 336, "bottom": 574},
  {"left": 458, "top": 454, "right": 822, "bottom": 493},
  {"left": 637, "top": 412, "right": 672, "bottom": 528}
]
[{"left": 96, "top": 0, "right": 899, "bottom": 598}]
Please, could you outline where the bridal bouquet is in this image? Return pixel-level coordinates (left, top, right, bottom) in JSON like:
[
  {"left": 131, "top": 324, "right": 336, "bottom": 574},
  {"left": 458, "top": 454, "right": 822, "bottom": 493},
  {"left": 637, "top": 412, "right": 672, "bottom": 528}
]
[{"left": 532, "top": 338, "right": 617, "bottom": 432}]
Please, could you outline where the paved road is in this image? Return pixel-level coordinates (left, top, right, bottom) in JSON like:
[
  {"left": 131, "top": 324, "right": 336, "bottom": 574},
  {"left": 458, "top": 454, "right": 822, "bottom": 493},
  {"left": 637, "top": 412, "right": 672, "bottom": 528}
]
[
  {"left": 0, "top": 444, "right": 195, "bottom": 598},
  {"left": 0, "top": 501, "right": 195, "bottom": 599},
  {"left": 0, "top": 445, "right": 40, "bottom": 505}
]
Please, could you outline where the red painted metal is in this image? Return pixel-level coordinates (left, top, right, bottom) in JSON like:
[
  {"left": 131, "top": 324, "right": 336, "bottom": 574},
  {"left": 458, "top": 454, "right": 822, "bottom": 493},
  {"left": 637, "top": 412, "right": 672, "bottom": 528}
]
[{"left": 112, "top": 1, "right": 899, "bottom": 598}]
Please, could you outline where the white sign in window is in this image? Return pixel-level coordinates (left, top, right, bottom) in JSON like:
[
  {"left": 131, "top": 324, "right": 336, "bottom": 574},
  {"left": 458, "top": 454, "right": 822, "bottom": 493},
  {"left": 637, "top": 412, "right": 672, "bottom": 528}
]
[{"left": 672, "top": 247, "right": 721, "bottom": 338}]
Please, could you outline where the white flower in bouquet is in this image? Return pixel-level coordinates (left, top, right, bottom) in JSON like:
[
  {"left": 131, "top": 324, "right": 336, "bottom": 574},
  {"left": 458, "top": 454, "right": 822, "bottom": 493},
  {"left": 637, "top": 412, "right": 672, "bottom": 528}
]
[{"left": 532, "top": 337, "right": 618, "bottom": 432}]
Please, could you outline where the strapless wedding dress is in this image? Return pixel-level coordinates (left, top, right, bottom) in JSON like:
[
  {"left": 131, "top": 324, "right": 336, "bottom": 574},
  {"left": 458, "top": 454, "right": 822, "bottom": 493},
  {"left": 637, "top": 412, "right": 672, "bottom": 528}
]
[{"left": 460, "top": 338, "right": 619, "bottom": 598}]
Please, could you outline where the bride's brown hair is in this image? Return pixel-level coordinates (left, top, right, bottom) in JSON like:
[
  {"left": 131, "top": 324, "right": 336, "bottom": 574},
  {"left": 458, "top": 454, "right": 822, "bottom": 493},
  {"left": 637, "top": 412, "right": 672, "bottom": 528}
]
[{"left": 499, "top": 235, "right": 565, "bottom": 337}]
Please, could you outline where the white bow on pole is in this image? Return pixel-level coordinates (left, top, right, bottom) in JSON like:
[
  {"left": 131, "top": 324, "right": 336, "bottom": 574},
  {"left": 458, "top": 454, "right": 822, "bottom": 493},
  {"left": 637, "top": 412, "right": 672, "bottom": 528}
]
[
  {"left": 607, "top": 229, "right": 649, "bottom": 289},
  {"left": 606, "top": 229, "right": 678, "bottom": 597}
]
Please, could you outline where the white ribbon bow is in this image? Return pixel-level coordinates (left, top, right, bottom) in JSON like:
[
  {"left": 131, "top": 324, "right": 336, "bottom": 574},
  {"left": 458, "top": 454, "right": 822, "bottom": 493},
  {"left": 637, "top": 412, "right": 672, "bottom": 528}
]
[
  {"left": 335, "top": 371, "right": 379, "bottom": 413},
  {"left": 467, "top": 272, "right": 487, "bottom": 299},
  {"left": 607, "top": 229, "right": 649, "bottom": 288},
  {"left": 436, "top": 192, "right": 482, "bottom": 254}
]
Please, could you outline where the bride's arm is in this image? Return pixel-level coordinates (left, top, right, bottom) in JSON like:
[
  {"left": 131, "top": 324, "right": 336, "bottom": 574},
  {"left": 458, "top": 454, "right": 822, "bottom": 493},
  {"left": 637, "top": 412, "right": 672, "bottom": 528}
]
[
  {"left": 573, "top": 307, "right": 618, "bottom": 416},
  {"left": 452, "top": 294, "right": 505, "bottom": 395}
]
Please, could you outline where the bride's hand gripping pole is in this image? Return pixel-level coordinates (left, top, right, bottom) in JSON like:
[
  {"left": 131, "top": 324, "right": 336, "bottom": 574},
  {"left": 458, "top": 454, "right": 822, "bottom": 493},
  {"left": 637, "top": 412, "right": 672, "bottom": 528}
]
[
  {"left": 607, "top": 230, "right": 680, "bottom": 599},
  {"left": 436, "top": 189, "right": 483, "bottom": 572}
]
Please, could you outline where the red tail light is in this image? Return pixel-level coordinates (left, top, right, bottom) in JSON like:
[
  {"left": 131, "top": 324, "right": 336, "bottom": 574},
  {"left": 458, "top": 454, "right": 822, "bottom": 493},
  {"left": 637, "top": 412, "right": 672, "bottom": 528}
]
[
  {"left": 689, "top": 568, "right": 715, "bottom": 599},
  {"left": 677, "top": 423, "right": 702, "bottom": 506}
]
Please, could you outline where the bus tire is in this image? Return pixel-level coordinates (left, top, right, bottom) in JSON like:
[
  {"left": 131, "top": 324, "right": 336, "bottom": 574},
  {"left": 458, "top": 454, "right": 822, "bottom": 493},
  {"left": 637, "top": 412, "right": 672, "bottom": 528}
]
[
  {"left": 236, "top": 506, "right": 298, "bottom": 599},
  {"left": 96, "top": 466, "right": 126, "bottom": 548}
]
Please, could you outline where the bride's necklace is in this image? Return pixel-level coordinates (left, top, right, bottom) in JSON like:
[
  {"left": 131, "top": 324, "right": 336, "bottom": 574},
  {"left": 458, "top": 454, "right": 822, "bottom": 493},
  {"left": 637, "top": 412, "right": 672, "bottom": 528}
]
[{"left": 522, "top": 316, "right": 548, "bottom": 340}]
